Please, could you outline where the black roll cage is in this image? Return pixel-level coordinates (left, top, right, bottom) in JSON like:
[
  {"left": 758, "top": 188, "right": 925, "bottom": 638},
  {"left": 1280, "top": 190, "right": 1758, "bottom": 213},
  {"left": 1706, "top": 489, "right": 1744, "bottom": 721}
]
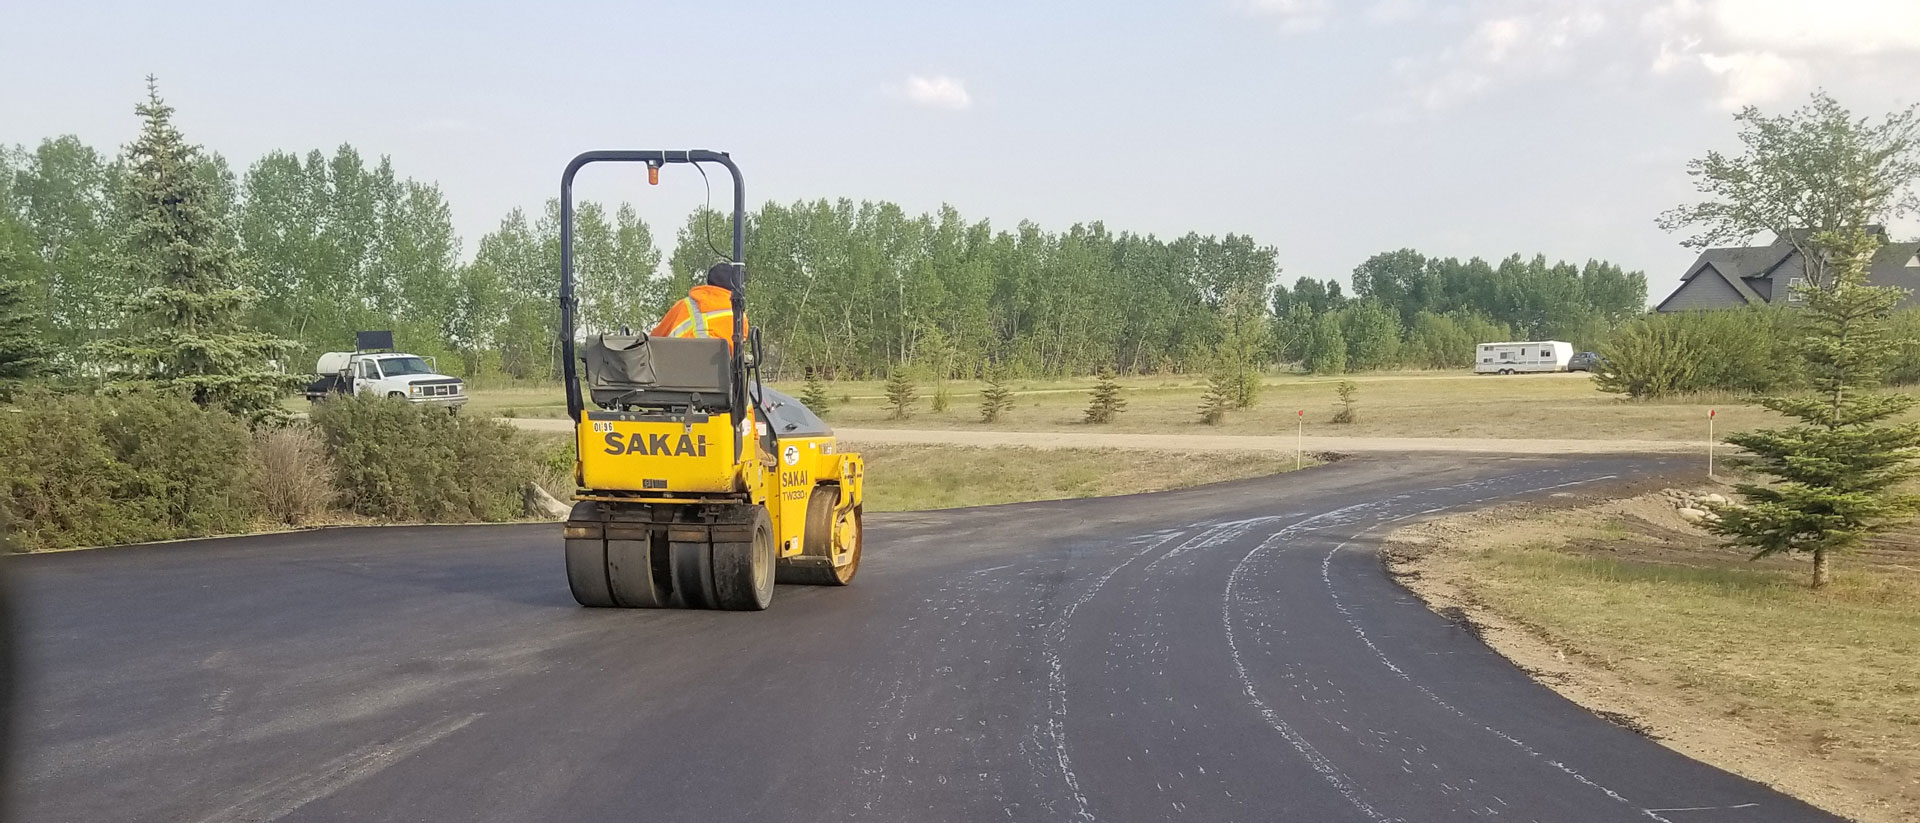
[{"left": 559, "top": 150, "right": 750, "bottom": 459}]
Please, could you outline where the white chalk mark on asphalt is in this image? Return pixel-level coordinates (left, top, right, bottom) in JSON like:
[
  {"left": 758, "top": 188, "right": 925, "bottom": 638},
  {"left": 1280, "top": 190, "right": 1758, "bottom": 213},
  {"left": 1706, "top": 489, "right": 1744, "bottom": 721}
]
[
  {"left": 1314, "top": 474, "right": 1684, "bottom": 823},
  {"left": 1041, "top": 528, "right": 1192, "bottom": 821},
  {"left": 192, "top": 712, "right": 481, "bottom": 823},
  {"left": 1645, "top": 804, "right": 1762, "bottom": 812},
  {"left": 1224, "top": 499, "right": 1401, "bottom": 823}
]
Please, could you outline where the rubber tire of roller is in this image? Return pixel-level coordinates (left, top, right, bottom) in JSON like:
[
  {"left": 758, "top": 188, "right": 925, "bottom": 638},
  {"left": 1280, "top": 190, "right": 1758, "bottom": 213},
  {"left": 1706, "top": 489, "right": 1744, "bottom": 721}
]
[
  {"left": 669, "top": 538, "right": 718, "bottom": 609},
  {"left": 777, "top": 487, "right": 860, "bottom": 586},
  {"left": 712, "top": 506, "right": 776, "bottom": 611},
  {"left": 565, "top": 538, "right": 614, "bottom": 607},
  {"left": 606, "top": 530, "right": 671, "bottom": 608},
  {"left": 564, "top": 503, "right": 615, "bottom": 608}
]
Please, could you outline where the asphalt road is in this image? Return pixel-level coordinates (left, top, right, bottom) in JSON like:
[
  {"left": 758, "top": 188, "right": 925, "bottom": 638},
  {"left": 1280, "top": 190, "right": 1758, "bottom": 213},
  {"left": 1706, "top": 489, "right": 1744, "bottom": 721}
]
[{"left": 9, "top": 454, "right": 1839, "bottom": 823}]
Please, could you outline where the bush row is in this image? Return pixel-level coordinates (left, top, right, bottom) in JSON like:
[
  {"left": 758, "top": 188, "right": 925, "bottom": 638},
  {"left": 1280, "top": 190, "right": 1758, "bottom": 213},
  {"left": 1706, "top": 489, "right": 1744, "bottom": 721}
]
[
  {"left": 1595, "top": 306, "right": 1920, "bottom": 399},
  {"left": 1594, "top": 307, "right": 1803, "bottom": 398},
  {"left": 0, "top": 393, "right": 565, "bottom": 551}
]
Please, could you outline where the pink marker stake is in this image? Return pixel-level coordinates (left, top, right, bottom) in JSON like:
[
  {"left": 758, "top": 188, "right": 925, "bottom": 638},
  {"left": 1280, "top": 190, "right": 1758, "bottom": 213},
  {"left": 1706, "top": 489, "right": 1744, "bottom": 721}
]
[
  {"left": 1297, "top": 409, "right": 1305, "bottom": 471},
  {"left": 1708, "top": 409, "right": 1716, "bottom": 478}
]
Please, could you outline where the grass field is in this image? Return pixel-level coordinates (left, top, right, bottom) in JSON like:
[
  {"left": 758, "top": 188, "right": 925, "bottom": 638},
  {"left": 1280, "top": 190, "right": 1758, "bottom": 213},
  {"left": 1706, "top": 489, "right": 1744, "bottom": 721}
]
[
  {"left": 526, "top": 432, "right": 1298, "bottom": 512},
  {"left": 851, "top": 443, "right": 1300, "bottom": 511},
  {"left": 466, "top": 371, "right": 1804, "bottom": 441},
  {"left": 1390, "top": 493, "right": 1920, "bottom": 823}
]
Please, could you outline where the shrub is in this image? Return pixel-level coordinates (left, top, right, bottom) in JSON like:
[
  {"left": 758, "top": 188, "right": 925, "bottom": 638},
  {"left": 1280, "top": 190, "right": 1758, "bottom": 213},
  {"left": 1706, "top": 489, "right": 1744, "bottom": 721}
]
[
  {"left": 979, "top": 366, "right": 1013, "bottom": 423},
  {"left": 1198, "top": 367, "right": 1234, "bottom": 425},
  {"left": 1084, "top": 368, "right": 1126, "bottom": 424},
  {"left": 252, "top": 426, "right": 334, "bottom": 526},
  {"left": 801, "top": 370, "right": 832, "bottom": 416},
  {"left": 0, "top": 392, "right": 257, "bottom": 550},
  {"left": 884, "top": 369, "right": 918, "bottom": 420},
  {"left": 312, "top": 395, "right": 539, "bottom": 522},
  {"left": 1594, "top": 317, "right": 1700, "bottom": 399},
  {"left": 1331, "top": 380, "right": 1358, "bottom": 424},
  {"left": 1887, "top": 308, "right": 1920, "bottom": 386},
  {"left": 1596, "top": 308, "right": 1800, "bottom": 399}
]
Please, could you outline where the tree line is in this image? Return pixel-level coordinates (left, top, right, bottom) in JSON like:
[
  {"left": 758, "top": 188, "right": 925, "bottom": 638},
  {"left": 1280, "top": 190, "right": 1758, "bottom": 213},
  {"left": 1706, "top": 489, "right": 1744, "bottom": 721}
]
[
  {"left": 1, "top": 83, "right": 1650, "bottom": 387},
  {"left": 1266, "top": 251, "right": 1646, "bottom": 374}
]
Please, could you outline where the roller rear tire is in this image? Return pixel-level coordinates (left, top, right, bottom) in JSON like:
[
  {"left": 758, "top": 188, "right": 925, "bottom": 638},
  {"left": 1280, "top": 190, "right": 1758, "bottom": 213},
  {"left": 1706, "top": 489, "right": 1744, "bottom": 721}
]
[{"left": 712, "top": 507, "right": 776, "bottom": 610}]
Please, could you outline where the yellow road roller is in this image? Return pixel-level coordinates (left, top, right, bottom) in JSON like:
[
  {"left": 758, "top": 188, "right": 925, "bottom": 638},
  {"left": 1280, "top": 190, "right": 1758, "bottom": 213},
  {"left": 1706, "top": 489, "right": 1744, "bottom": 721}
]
[{"left": 557, "top": 150, "right": 864, "bottom": 610}]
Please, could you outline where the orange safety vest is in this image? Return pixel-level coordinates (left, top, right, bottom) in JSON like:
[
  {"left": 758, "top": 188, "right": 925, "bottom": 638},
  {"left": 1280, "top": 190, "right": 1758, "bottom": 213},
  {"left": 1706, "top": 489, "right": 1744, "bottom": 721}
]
[{"left": 650, "top": 284, "right": 746, "bottom": 347}]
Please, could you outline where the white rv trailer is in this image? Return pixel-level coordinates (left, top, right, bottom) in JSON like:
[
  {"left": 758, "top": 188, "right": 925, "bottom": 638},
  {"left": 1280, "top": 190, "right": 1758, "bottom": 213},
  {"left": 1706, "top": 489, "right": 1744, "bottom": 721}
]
[{"left": 1474, "top": 341, "right": 1572, "bottom": 374}]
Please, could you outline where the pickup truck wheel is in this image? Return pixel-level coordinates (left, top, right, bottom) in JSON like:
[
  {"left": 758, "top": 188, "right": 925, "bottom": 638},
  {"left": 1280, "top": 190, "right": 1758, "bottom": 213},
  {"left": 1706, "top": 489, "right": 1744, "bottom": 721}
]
[{"left": 388, "top": 391, "right": 406, "bottom": 400}]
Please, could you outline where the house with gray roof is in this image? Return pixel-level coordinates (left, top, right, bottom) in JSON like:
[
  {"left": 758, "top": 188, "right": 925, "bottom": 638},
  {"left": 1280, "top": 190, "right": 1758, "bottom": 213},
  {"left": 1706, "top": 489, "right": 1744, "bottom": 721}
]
[{"left": 1655, "top": 228, "right": 1920, "bottom": 312}]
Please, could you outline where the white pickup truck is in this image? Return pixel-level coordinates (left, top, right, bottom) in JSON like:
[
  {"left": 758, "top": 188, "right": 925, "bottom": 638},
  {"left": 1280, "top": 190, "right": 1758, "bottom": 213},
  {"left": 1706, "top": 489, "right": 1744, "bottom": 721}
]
[{"left": 305, "top": 351, "right": 468, "bottom": 411}]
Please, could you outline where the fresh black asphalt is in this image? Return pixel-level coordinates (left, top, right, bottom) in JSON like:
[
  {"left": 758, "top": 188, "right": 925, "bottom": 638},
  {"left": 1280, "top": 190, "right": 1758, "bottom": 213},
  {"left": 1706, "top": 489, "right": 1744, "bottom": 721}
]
[{"left": 7, "top": 453, "right": 1841, "bottom": 822}]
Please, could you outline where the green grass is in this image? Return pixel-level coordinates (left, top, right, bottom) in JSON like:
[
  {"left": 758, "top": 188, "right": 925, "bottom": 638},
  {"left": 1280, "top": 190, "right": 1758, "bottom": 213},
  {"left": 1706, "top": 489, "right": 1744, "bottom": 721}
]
[
  {"left": 1460, "top": 540, "right": 1920, "bottom": 808},
  {"left": 459, "top": 369, "right": 1920, "bottom": 441},
  {"left": 461, "top": 371, "right": 1809, "bottom": 440}
]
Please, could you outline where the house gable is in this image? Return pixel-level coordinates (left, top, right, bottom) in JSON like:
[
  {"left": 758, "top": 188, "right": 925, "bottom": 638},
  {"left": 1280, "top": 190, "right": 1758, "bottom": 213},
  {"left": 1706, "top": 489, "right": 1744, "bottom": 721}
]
[
  {"left": 1657, "top": 232, "right": 1920, "bottom": 312},
  {"left": 1655, "top": 262, "right": 1753, "bottom": 312}
]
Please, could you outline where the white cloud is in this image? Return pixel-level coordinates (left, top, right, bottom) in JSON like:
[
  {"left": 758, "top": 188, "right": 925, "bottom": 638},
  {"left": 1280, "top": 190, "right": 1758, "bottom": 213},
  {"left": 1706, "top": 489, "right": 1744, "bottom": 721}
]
[
  {"left": 1349, "top": 0, "right": 1920, "bottom": 113},
  {"left": 1238, "top": 0, "right": 1332, "bottom": 33},
  {"left": 901, "top": 75, "right": 972, "bottom": 111},
  {"left": 1645, "top": 0, "right": 1920, "bottom": 108},
  {"left": 1364, "top": 0, "right": 1429, "bottom": 25},
  {"left": 1704, "top": 0, "right": 1920, "bottom": 57},
  {"left": 1697, "top": 50, "right": 1807, "bottom": 109},
  {"left": 1386, "top": 3, "right": 1611, "bottom": 111}
]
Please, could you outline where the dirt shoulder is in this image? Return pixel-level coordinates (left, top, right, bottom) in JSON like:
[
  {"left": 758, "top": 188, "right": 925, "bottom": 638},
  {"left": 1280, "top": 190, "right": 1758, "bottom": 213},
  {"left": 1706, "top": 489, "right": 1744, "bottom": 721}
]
[{"left": 1385, "top": 487, "right": 1920, "bottom": 823}]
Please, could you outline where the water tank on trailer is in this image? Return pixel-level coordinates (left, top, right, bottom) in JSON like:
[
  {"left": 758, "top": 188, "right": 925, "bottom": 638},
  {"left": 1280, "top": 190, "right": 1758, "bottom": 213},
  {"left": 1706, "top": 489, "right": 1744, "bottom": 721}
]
[{"left": 315, "top": 352, "right": 354, "bottom": 375}]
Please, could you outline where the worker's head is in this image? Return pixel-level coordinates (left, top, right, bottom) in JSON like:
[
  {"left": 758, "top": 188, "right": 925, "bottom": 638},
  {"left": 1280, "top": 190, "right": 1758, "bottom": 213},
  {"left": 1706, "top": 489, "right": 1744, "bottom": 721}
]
[{"left": 706, "top": 262, "right": 741, "bottom": 293}]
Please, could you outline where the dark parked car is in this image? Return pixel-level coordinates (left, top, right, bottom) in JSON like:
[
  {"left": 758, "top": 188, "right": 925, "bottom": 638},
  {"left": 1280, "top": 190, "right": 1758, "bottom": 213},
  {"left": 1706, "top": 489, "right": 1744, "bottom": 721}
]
[{"left": 1567, "top": 351, "right": 1603, "bottom": 372}]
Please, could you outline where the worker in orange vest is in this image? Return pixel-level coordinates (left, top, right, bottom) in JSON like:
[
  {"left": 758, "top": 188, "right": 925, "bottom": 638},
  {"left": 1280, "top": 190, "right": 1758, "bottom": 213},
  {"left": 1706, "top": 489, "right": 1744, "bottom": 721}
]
[{"left": 652, "top": 262, "right": 748, "bottom": 348}]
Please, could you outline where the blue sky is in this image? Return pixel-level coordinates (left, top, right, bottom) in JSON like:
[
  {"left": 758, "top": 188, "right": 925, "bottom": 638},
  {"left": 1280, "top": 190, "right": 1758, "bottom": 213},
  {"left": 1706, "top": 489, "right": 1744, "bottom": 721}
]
[{"left": 8, "top": 0, "right": 1920, "bottom": 299}]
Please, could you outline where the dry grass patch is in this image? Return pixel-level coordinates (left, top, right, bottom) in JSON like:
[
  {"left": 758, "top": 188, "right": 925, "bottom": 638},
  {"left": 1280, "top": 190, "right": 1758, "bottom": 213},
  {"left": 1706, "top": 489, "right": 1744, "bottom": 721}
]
[
  {"left": 850, "top": 443, "right": 1301, "bottom": 512},
  {"left": 460, "top": 372, "right": 1818, "bottom": 440},
  {"left": 1389, "top": 491, "right": 1920, "bottom": 823}
]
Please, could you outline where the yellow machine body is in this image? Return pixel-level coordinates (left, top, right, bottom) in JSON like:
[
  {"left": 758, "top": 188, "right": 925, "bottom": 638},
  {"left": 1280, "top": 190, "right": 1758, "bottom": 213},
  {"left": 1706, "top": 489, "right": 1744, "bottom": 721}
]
[
  {"left": 577, "top": 412, "right": 742, "bottom": 495},
  {"left": 559, "top": 149, "right": 860, "bottom": 610},
  {"left": 566, "top": 401, "right": 865, "bottom": 610}
]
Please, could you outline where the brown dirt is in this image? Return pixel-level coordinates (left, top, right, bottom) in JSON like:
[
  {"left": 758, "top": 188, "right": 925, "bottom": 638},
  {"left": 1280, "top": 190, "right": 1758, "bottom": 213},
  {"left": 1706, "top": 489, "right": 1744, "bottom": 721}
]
[{"left": 1385, "top": 487, "right": 1920, "bottom": 823}]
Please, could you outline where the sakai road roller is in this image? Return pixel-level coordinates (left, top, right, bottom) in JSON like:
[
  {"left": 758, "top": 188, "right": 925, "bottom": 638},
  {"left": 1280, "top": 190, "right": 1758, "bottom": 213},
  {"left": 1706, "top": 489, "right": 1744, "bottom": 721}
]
[{"left": 558, "top": 150, "right": 864, "bottom": 610}]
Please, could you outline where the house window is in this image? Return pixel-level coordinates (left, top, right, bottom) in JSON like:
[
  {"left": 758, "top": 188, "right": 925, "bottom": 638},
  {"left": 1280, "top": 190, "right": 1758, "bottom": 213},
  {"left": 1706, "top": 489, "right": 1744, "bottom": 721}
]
[{"left": 1787, "top": 276, "right": 1807, "bottom": 303}]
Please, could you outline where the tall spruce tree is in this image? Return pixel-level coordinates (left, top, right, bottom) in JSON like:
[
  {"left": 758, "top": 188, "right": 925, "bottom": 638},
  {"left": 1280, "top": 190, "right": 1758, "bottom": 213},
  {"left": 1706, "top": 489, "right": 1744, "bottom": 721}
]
[
  {"left": 1711, "top": 228, "right": 1920, "bottom": 588},
  {"left": 0, "top": 217, "right": 50, "bottom": 393},
  {"left": 92, "top": 78, "right": 297, "bottom": 422},
  {"left": 0, "top": 275, "right": 50, "bottom": 394}
]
